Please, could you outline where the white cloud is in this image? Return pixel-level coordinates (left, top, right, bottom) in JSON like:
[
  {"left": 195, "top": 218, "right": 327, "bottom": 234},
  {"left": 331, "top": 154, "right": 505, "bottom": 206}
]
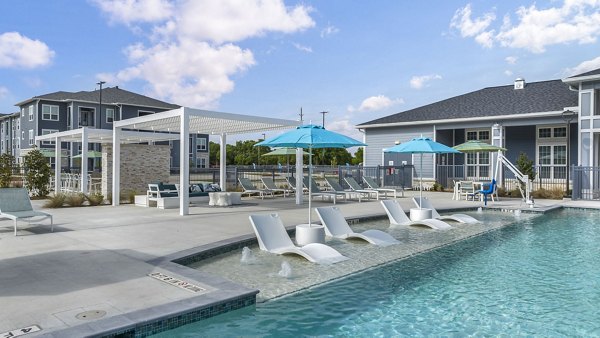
[
  {"left": 23, "top": 77, "right": 42, "bottom": 88},
  {"left": 0, "top": 86, "right": 8, "bottom": 99},
  {"left": 504, "top": 70, "right": 513, "bottom": 76},
  {"left": 320, "top": 24, "right": 339, "bottom": 38},
  {"left": 292, "top": 42, "right": 312, "bottom": 53},
  {"left": 564, "top": 55, "right": 600, "bottom": 76},
  {"left": 409, "top": 74, "right": 442, "bottom": 89},
  {"left": 94, "top": 0, "right": 316, "bottom": 108},
  {"left": 450, "top": 2, "right": 600, "bottom": 53},
  {"left": 0, "top": 32, "right": 54, "bottom": 69},
  {"left": 326, "top": 118, "right": 363, "bottom": 144},
  {"left": 350, "top": 95, "right": 403, "bottom": 112},
  {"left": 505, "top": 56, "right": 518, "bottom": 64},
  {"left": 91, "top": 0, "right": 174, "bottom": 24}
]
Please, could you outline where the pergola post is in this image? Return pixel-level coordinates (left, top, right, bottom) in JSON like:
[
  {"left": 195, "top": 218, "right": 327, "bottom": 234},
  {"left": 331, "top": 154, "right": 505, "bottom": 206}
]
[
  {"left": 54, "top": 136, "right": 61, "bottom": 194},
  {"left": 179, "top": 109, "right": 189, "bottom": 215},
  {"left": 220, "top": 133, "right": 227, "bottom": 191},
  {"left": 112, "top": 127, "right": 121, "bottom": 206},
  {"left": 295, "top": 147, "right": 303, "bottom": 204},
  {"left": 81, "top": 127, "right": 88, "bottom": 193}
]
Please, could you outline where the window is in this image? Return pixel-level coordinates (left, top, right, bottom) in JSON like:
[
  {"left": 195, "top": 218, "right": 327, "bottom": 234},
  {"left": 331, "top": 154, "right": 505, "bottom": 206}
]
[
  {"left": 21, "top": 108, "right": 25, "bottom": 117},
  {"left": 553, "top": 127, "right": 566, "bottom": 138},
  {"left": 16, "top": 119, "right": 20, "bottom": 131},
  {"left": 138, "top": 110, "right": 154, "bottom": 116},
  {"left": 197, "top": 157, "right": 207, "bottom": 168},
  {"left": 41, "top": 129, "right": 59, "bottom": 145},
  {"left": 197, "top": 137, "right": 207, "bottom": 151},
  {"left": 536, "top": 125, "right": 568, "bottom": 180},
  {"left": 67, "top": 106, "right": 72, "bottom": 129},
  {"left": 106, "top": 108, "right": 114, "bottom": 123},
  {"left": 465, "top": 129, "right": 491, "bottom": 178},
  {"left": 42, "top": 104, "right": 60, "bottom": 121},
  {"left": 79, "top": 107, "right": 95, "bottom": 127},
  {"left": 28, "top": 105, "right": 34, "bottom": 121},
  {"left": 21, "top": 131, "right": 24, "bottom": 140},
  {"left": 28, "top": 130, "right": 34, "bottom": 146}
]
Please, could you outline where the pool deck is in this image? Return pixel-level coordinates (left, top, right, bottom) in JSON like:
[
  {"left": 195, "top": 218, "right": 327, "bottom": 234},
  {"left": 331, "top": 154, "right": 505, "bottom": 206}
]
[{"left": 0, "top": 191, "right": 597, "bottom": 337}]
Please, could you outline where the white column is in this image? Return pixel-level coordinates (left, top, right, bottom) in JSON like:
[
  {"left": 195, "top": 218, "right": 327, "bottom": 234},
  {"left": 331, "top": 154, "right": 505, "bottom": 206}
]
[
  {"left": 220, "top": 133, "right": 227, "bottom": 191},
  {"left": 54, "top": 136, "right": 60, "bottom": 194},
  {"left": 295, "top": 147, "right": 303, "bottom": 205},
  {"left": 81, "top": 127, "right": 88, "bottom": 193},
  {"left": 112, "top": 127, "right": 121, "bottom": 206},
  {"left": 492, "top": 123, "right": 503, "bottom": 182},
  {"left": 179, "top": 109, "right": 189, "bottom": 215}
]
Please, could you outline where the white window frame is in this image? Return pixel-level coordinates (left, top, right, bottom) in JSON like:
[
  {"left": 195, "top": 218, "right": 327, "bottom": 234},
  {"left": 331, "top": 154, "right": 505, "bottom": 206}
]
[
  {"left": 465, "top": 128, "right": 491, "bottom": 178},
  {"left": 42, "top": 104, "right": 60, "bottom": 121},
  {"left": 197, "top": 137, "right": 207, "bottom": 151},
  {"left": 41, "top": 129, "right": 59, "bottom": 145},
  {"left": 28, "top": 130, "right": 34, "bottom": 146},
  {"left": 78, "top": 106, "right": 96, "bottom": 127},
  {"left": 28, "top": 105, "right": 35, "bottom": 121},
  {"left": 106, "top": 108, "right": 114, "bottom": 123},
  {"left": 536, "top": 125, "right": 567, "bottom": 180}
]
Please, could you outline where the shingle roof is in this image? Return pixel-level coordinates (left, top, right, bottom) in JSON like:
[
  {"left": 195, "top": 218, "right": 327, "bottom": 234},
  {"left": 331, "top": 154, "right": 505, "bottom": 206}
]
[
  {"left": 567, "top": 67, "right": 600, "bottom": 78},
  {"left": 18, "top": 87, "right": 180, "bottom": 109},
  {"left": 357, "top": 79, "right": 577, "bottom": 127}
]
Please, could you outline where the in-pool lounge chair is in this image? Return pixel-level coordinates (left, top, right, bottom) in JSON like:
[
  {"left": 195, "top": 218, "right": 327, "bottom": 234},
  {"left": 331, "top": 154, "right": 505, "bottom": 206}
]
[
  {"left": 249, "top": 213, "right": 348, "bottom": 264},
  {"left": 0, "top": 188, "right": 53, "bottom": 236},
  {"left": 303, "top": 177, "right": 346, "bottom": 204},
  {"left": 363, "top": 176, "right": 403, "bottom": 198},
  {"left": 315, "top": 206, "right": 399, "bottom": 246},
  {"left": 238, "top": 177, "right": 274, "bottom": 199},
  {"left": 261, "top": 177, "right": 294, "bottom": 197},
  {"left": 412, "top": 196, "right": 480, "bottom": 224},
  {"left": 380, "top": 199, "right": 451, "bottom": 230},
  {"left": 343, "top": 177, "right": 380, "bottom": 200}
]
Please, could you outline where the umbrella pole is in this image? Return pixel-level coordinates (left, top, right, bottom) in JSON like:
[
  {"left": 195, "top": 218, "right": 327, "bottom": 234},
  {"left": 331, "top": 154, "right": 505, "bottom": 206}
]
[
  {"left": 420, "top": 153, "right": 423, "bottom": 209},
  {"left": 308, "top": 146, "right": 312, "bottom": 226}
]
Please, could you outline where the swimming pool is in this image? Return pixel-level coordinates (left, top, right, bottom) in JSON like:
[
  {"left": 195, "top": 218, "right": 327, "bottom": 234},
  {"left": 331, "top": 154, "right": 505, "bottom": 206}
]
[{"left": 153, "top": 208, "right": 600, "bottom": 336}]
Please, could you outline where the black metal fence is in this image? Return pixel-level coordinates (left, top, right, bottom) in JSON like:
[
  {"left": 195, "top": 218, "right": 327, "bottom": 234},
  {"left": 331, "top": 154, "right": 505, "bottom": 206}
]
[
  {"left": 572, "top": 166, "right": 600, "bottom": 200},
  {"left": 171, "top": 165, "right": 414, "bottom": 191}
]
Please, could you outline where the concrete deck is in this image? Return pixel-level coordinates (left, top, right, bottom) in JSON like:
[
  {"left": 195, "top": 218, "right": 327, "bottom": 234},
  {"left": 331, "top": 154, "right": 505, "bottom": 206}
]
[{"left": 0, "top": 191, "right": 597, "bottom": 337}]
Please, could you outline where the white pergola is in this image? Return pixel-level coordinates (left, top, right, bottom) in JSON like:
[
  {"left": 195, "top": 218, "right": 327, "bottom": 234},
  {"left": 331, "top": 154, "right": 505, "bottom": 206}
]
[
  {"left": 113, "top": 107, "right": 301, "bottom": 215},
  {"left": 35, "top": 127, "right": 180, "bottom": 194}
]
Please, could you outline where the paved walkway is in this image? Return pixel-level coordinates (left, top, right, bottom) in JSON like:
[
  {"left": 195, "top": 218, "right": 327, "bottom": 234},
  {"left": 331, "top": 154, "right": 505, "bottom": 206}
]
[{"left": 0, "top": 191, "right": 596, "bottom": 337}]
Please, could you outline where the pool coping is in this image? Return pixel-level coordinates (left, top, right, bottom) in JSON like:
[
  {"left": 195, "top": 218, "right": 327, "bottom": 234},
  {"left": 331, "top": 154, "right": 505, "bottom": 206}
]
[{"left": 39, "top": 205, "right": 560, "bottom": 337}]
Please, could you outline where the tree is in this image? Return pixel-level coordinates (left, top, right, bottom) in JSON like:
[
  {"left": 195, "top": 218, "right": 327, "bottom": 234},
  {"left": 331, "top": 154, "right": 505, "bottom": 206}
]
[
  {"left": 0, "top": 153, "right": 15, "bottom": 188},
  {"left": 516, "top": 152, "right": 536, "bottom": 187},
  {"left": 23, "top": 146, "right": 51, "bottom": 197},
  {"left": 351, "top": 147, "right": 364, "bottom": 165},
  {"left": 209, "top": 141, "right": 220, "bottom": 166}
]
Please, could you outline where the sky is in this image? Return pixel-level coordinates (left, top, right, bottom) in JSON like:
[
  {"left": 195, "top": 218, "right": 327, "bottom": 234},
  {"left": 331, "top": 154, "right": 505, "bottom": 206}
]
[{"left": 1, "top": 0, "right": 600, "bottom": 144}]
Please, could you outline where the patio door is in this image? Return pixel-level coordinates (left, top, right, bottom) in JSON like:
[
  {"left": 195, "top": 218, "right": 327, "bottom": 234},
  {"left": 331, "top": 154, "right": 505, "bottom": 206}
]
[
  {"left": 465, "top": 129, "right": 490, "bottom": 179},
  {"left": 536, "top": 126, "right": 567, "bottom": 180}
]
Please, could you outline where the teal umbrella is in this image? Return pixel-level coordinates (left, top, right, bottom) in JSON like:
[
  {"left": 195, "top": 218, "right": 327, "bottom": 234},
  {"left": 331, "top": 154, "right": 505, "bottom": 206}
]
[
  {"left": 385, "top": 137, "right": 460, "bottom": 207},
  {"left": 256, "top": 125, "right": 366, "bottom": 225},
  {"left": 261, "top": 148, "right": 310, "bottom": 156}
]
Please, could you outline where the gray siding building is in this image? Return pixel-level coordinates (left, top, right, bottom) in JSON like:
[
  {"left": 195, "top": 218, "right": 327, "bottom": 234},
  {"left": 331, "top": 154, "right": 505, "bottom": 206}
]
[{"left": 1, "top": 87, "right": 210, "bottom": 170}]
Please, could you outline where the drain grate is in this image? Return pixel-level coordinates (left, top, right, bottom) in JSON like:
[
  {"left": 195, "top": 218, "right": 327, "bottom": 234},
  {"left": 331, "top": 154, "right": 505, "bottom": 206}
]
[{"left": 75, "top": 310, "right": 107, "bottom": 320}]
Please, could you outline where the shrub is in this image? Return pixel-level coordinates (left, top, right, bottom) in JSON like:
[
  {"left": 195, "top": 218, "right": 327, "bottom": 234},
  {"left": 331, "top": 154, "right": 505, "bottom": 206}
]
[
  {"left": 22, "top": 146, "right": 51, "bottom": 198},
  {"left": 107, "top": 193, "right": 112, "bottom": 205},
  {"left": 85, "top": 193, "right": 105, "bottom": 206},
  {"left": 532, "top": 188, "right": 564, "bottom": 200},
  {"left": 432, "top": 182, "right": 444, "bottom": 192},
  {"left": 65, "top": 193, "right": 86, "bottom": 207},
  {"left": 44, "top": 193, "right": 67, "bottom": 208},
  {"left": 0, "top": 153, "right": 15, "bottom": 188}
]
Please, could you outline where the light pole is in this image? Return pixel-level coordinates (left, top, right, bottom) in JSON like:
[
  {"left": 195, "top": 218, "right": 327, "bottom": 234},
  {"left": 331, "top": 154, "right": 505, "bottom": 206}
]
[
  {"left": 320, "top": 111, "right": 328, "bottom": 165},
  {"left": 95, "top": 81, "right": 105, "bottom": 171},
  {"left": 562, "top": 109, "right": 576, "bottom": 196},
  {"left": 258, "top": 133, "right": 266, "bottom": 166}
]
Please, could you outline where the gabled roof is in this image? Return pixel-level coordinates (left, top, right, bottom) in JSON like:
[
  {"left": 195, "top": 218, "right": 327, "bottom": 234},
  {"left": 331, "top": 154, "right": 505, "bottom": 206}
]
[
  {"left": 0, "top": 112, "right": 20, "bottom": 121},
  {"left": 357, "top": 79, "right": 577, "bottom": 128},
  {"left": 15, "top": 87, "right": 180, "bottom": 109},
  {"left": 563, "top": 67, "right": 600, "bottom": 84},
  {"left": 567, "top": 67, "right": 600, "bottom": 78}
]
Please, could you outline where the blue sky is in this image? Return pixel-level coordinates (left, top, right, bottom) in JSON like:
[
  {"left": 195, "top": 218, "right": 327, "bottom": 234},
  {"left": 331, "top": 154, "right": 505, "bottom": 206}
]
[{"left": 1, "top": 0, "right": 600, "bottom": 142}]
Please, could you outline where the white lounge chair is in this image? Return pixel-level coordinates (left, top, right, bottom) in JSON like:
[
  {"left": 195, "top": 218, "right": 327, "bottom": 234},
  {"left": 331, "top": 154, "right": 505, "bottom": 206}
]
[
  {"left": 363, "top": 176, "right": 403, "bottom": 198},
  {"left": 261, "top": 177, "right": 294, "bottom": 197},
  {"left": 412, "top": 196, "right": 480, "bottom": 224},
  {"left": 238, "top": 177, "right": 274, "bottom": 199},
  {"left": 248, "top": 213, "right": 348, "bottom": 264},
  {"left": 303, "top": 177, "right": 345, "bottom": 204},
  {"left": 380, "top": 199, "right": 451, "bottom": 230},
  {"left": 324, "top": 177, "right": 368, "bottom": 202},
  {"left": 343, "top": 177, "right": 379, "bottom": 200},
  {"left": 0, "top": 188, "right": 53, "bottom": 236},
  {"left": 315, "top": 206, "right": 399, "bottom": 246}
]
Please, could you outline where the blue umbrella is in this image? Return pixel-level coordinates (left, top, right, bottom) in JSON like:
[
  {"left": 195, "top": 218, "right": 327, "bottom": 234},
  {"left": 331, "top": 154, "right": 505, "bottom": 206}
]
[
  {"left": 256, "top": 124, "right": 366, "bottom": 225},
  {"left": 384, "top": 137, "right": 460, "bottom": 207}
]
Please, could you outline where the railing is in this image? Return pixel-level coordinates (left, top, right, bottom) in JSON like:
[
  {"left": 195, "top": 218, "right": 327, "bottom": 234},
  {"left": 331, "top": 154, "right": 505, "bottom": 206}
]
[
  {"left": 572, "top": 166, "right": 600, "bottom": 200},
  {"left": 169, "top": 165, "right": 413, "bottom": 191}
]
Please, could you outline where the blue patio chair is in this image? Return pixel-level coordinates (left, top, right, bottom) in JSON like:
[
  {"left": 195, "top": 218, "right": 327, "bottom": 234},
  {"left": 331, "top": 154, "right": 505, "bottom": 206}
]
[{"left": 477, "top": 179, "right": 497, "bottom": 206}]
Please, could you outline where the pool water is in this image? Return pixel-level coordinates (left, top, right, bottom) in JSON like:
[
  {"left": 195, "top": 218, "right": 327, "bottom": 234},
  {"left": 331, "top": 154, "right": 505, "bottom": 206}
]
[{"left": 153, "top": 208, "right": 600, "bottom": 337}]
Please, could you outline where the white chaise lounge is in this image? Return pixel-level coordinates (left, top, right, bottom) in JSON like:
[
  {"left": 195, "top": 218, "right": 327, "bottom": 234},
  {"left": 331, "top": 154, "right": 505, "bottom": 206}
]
[
  {"left": 380, "top": 199, "right": 451, "bottom": 230},
  {"left": 412, "top": 196, "right": 479, "bottom": 224},
  {"left": 0, "top": 188, "right": 53, "bottom": 236},
  {"left": 315, "top": 206, "right": 399, "bottom": 246},
  {"left": 249, "top": 213, "right": 348, "bottom": 264}
]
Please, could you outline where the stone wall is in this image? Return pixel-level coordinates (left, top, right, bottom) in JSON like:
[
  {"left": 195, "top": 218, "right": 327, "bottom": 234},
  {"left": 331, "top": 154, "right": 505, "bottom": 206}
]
[{"left": 102, "top": 144, "right": 170, "bottom": 198}]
